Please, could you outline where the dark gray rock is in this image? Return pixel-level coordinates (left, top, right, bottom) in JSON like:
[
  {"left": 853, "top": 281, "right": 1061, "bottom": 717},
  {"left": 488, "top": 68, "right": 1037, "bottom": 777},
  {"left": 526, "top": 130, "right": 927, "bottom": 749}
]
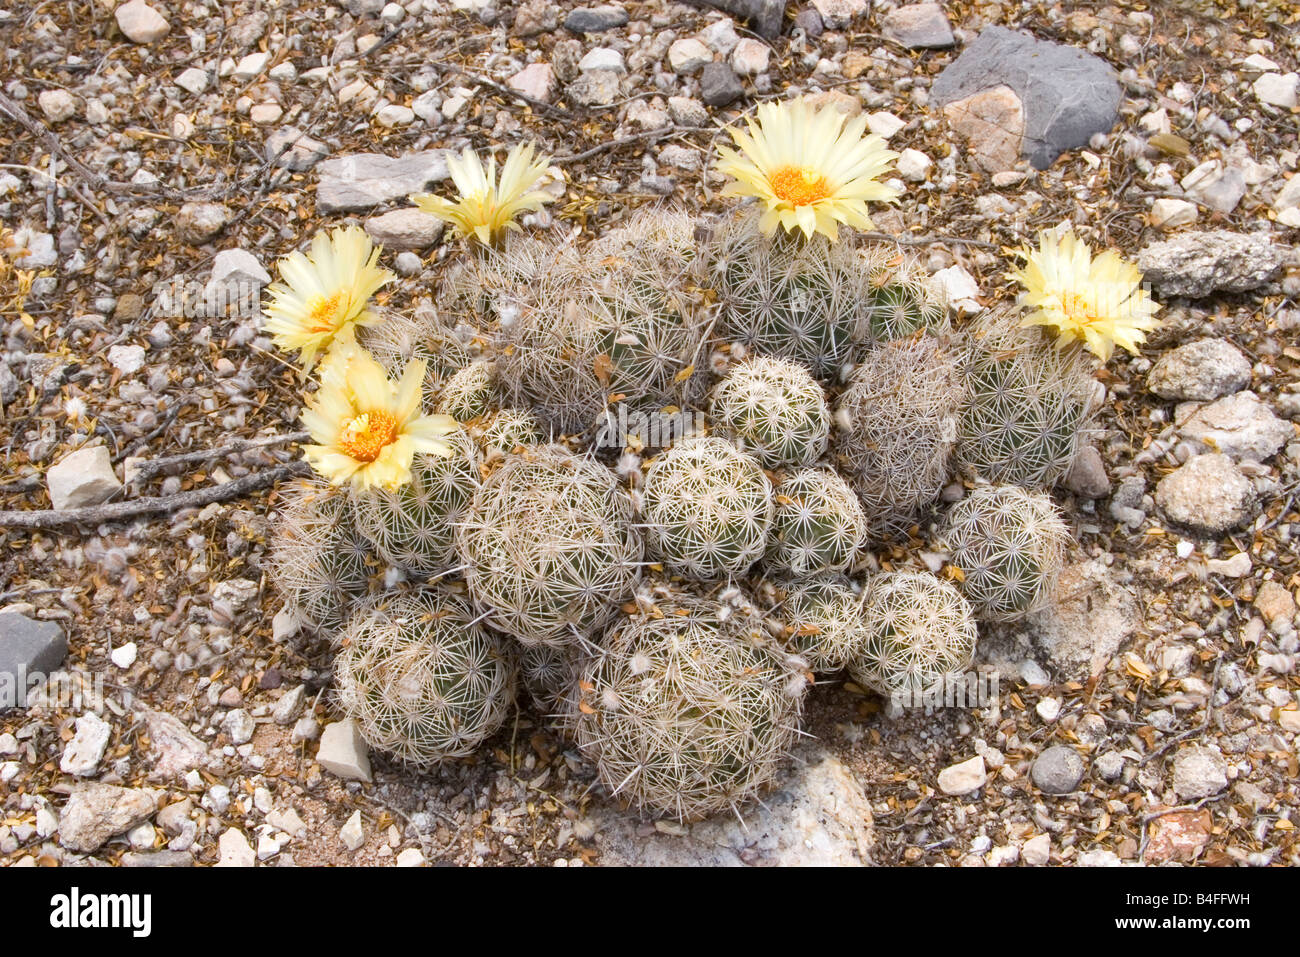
[
  {"left": 700, "top": 61, "right": 743, "bottom": 107},
  {"left": 563, "top": 5, "right": 627, "bottom": 33},
  {"left": 1031, "top": 745, "right": 1085, "bottom": 794},
  {"left": 932, "top": 26, "right": 1120, "bottom": 170},
  {"left": 316, "top": 151, "right": 450, "bottom": 213},
  {"left": 1062, "top": 445, "right": 1109, "bottom": 499},
  {"left": 794, "top": 7, "right": 824, "bottom": 36},
  {"left": 697, "top": 0, "right": 788, "bottom": 39},
  {"left": 0, "top": 613, "right": 68, "bottom": 701},
  {"left": 1137, "top": 230, "right": 1289, "bottom": 299}
]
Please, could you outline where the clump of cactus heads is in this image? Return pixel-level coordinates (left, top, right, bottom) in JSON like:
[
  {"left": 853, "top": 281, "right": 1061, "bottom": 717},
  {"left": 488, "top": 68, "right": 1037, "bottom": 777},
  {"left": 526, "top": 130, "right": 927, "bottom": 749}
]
[
  {"left": 496, "top": 211, "right": 710, "bottom": 435},
  {"left": 942, "top": 485, "right": 1070, "bottom": 621},
  {"left": 438, "top": 233, "right": 559, "bottom": 329},
  {"left": 351, "top": 429, "right": 480, "bottom": 578},
  {"left": 575, "top": 596, "right": 808, "bottom": 821},
  {"left": 436, "top": 359, "right": 495, "bottom": 422},
  {"left": 779, "top": 576, "right": 870, "bottom": 673},
  {"left": 358, "top": 308, "right": 470, "bottom": 409},
  {"left": 335, "top": 588, "right": 515, "bottom": 765},
  {"left": 862, "top": 256, "right": 950, "bottom": 341},
  {"left": 846, "top": 572, "right": 978, "bottom": 699},
  {"left": 767, "top": 468, "right": 867, "bottom": 576},
  {"left": 268, "top": 480, "right": 374, "bottom": 633},
  {"left": 641, "top": 437, "right": 774, "bottom": 579},
  {"left": 456, "top": 444, "right": 643, "bottom": 647},
  {"left": 710, "top": 357, "right": 830, "bottom": 467},
  {"left": 703, "top": 208, "right": 872, "bottom": 379},
  {"left": 956, "top": 311, "right": 1094, "bottom": 488},
  {"left": 834, "top": 334, "right": 966, "bottom": 532},
  {"left": 472, "top": 407, "right": 545, "bottom": 461}
]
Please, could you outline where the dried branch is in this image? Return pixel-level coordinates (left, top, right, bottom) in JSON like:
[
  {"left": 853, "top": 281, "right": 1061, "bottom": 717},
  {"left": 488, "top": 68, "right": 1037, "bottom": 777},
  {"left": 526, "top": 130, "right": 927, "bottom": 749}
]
[
  {"left": 0, "top": 463, "right": 311, "bottom": 530},
  {"left": 128, "top": 431, "right": 309, "bottom": 484}
]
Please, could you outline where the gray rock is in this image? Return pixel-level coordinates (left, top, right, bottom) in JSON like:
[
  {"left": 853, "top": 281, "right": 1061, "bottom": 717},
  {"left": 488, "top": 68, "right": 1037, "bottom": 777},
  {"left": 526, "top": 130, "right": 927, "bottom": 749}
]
[
  {"left": 511, "top": 0, "right": 558, "bottom": 36},
  {"left": 364, "top": 208, "right": 445, "bottom": 250},
  {"left": 222, "top": 708, "right": 255, "bottom": 745},
  {"left": 668, "top": 95, "right": 708, "bottom": 126},
  {"left": 176, "top": 203, "right": 230, "bottom": 245},
  {"left": 59, "top": 784, "right": 157, "bottom": 853},
  {"left": 563, "top": 5, "right": 628, "bottom": 32},
  {"left": 1031, "top": 745, "right": 1085, "bottom": 794},
  {"left": 0, "top": 610, "right": 68, "bottom": 694},
  {"left": 1177, "top": 391, "right": 1292, "bottom": 462},
  {"left": 881, "top": 2, "right": 954, "bottom": 49},
  {"left": 696, "top": 0, "right": 787, "bottom": 39},
  {"left": 567, "top": 69, "right": 623, "bottom": 107},
  {"left": 590, "top": 746, "right": 872, "bottom": 865},
  {"left": 1137, "top": 231, "right": 1289, "bottom": 299},
  {"left": 266, "top": 127, "right": 330, "bottom": 172},
  {"left": 140, "top": 708, "right": 214, "bottom": 781},
  {"left": 1148, "top": 339, "right": 1252, "bottom": 401},
  {"left": 794, "top": 7, "right": 824, "bottom": 37},
  {"left": 47, "top": 446, "right": 121, "bottom": 509},
  {"left": 60, "top": 713, "right": 112, "bottom": 777},
  {"left": 273, "top": 685, "right": 307, "bottom": 726},
  {"left": 121, "top": 850, "right": 194, "bottom": 867},
  {"left": 1094, "top": 751, "right": 1125, "bottom": 782},
  {"left": 316, "top": 151, "right": 450, "bottom": 214},
  {"left": 1172, "top": 746, "right": 1228, "bottom": 800},
  {"left": 932, "top": 26, "right": 1120, "bottom": 170},
  {"left": 1026, "top": 560, "right": 1139, "bottom": 679},
  {"left": 700, "top": 61, "right": 743, "bottom": 107},
  {"left": 1155, "top": 453, "right": 1258, "bottom": 536},
  {"left": 1062, "top": 445, "right": 1109, "bottom": 499}
]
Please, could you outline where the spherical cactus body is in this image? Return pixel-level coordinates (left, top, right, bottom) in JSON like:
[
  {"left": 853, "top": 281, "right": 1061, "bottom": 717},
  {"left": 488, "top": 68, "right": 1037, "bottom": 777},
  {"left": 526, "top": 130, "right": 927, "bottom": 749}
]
[
  {"left": 576, "top": 596, "right": 808, "bottom": 820},
  {"left": 847, "top": 572, "right": 977, "bottom": 701},
  {"left": 641, "top": 436, "right": 774, "bottom": 579},
  {"left": 780, "top": 576, "right": 870, "bottom": 673},
  {"left": 943, "top": 484, "right": 1070, "bottom": 621},
  {"left": 767, "top": 467, "right": 867, "bottom": 576},
  {"left": 710, "top": 357, "right": 830, "bottom": 468},
  {"left": 351, "top": 429, "right": 480, "bottom": 578},
  {"left": 456, "top": 445, "right": 642, "bottom": 647},
  {"left": 335, "top": 588, "right": 515, "bottom": 764},
  {"left": 436, "top": 360, "right": 496, "bottom": 422},
  {"left": 268, "top": 480, "right": 373, "bottom": 633}
]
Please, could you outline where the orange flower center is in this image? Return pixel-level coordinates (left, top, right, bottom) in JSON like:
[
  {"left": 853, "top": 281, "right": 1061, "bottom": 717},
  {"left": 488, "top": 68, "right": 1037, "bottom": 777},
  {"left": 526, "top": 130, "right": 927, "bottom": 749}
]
[
  {"left": 307, "top": 290, "right": 348, "bottom": 334},
  {"left": 770, "top": 166, "right": 832, "bottom": 207},
  {"left": 338, "top": 410, "right": 399, "bottom": 463},
  {"left": 1061, "top": 292, "right": 1102, "bottom": 328}
]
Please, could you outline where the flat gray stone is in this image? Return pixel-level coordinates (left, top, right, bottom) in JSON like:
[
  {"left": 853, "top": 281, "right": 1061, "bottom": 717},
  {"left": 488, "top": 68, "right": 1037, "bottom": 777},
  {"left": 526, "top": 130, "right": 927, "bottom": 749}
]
[
  {"left": 0, "top": 613, "right": 68, "bottom": 701},
  {"left": 1024, "top": 560, "right": 1139, "bottom": 679},
  {"left": 932, "top": 26, "right": 1120, "bottom": 170},
  {"left": 1148, "top": 339, "right": 1252, "bottom": 402},
  {"left": 881, "top": 2, "right": 954, "bottom": 49},
  {"left": 316, "top": 151, "right": 450, "bottom": 214},
  {"left": 589, "top": 745, "right": 873, "bottom": 865},
  {"left": 700, "top": 61, "right": 743, "bottom": 107},
  {"left": 265, "top": 127, "right": 329, "bottom": 172},
  {"left": 563, "top": 5, "right": 628, "bottom": 32},
  {"left": 364, "top": 209, "right": 445, "bottom": 250},
  {"left": 59, "top": 784, "right": 157, "bottom": 854},
  {"left": 1155, "top": 453, "right": 1259, "bottom": 536},
  {"left": 1137, "top": 230, "right": 1289, "bottom": 299}
]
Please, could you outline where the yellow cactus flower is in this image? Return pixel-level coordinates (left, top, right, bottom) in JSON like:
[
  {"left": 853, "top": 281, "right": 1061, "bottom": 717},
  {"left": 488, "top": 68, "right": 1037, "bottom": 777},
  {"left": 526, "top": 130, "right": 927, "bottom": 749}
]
[
  {"left": 715, "top": 98, "right": 901, "bottom": 242},
  {"left": 263, "top": 225, "right": 394, "bottom": 373},
  {"left": 1007, "top": 230, "right": 1160, "bottom": 362},
  {"left": 300, "top": 345, "right": 459, "bottom": 491},
  {"left": 410, "top": 141, "right": 553, "bottom": 245}
]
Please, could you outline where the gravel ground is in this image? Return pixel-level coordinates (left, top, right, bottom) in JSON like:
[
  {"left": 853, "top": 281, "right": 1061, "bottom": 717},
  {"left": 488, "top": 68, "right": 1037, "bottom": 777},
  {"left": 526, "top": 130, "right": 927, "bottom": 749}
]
[{"left": 0, "top": 0, "right": 1298, "bottom": 867}]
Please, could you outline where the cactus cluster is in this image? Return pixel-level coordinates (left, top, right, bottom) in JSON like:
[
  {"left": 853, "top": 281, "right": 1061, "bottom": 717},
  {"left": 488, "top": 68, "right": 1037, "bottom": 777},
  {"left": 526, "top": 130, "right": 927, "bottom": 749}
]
[
  {"left": 956, "top": 312, "right": 1094, "bottom": 487},
  {"left": 943, "top": 485, "right": 1070, "bottom": 621},
  {"left": 258, "top": 98, "right": 1129, "bottom": 818},
  {"left": 847, "top": 572, "right": 978, "bottom": 700},
  {"left": 575, "top": 596, "right": 808, "bottom": 821},
  {"left": 767, "top": 468, "right": 866, "bottom": 577},
  {"left": 335, "top": 588, "right": 515, "bottom": 765},
  {"left": 641, "top": 437, "right": 774, "bottom": 579},
  {"left": 710, "top": 357, "right": 830, "bottom": 468},
  {"left": 456, "top": 444, "right": 643, "bottom": 647},
  {"left": 834, "top": 335, "right": 966, "bottom": 531}
]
